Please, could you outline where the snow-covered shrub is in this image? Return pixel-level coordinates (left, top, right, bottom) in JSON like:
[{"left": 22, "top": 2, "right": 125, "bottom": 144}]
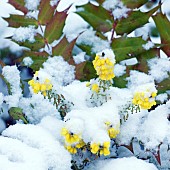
[{"left": 0, "top": 0, "right": 170, "bottom": 169}]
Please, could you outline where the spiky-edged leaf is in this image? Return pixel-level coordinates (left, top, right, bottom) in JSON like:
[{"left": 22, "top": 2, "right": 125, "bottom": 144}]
[
  {"left": 38, "top": 0, "right": 56, "bottom": 25},
  {"left": 44, "top": 8, "right": 69, "bottom": 44},
  {"left": 12, "top": 34, "right": 45, "bottom": 51},
  {"left": 52, "top": 36, "right": 77, "bottom": 61},
  {"left": 153, "top": 12, "right": 170, "bottom": 56},
  {"left": 8, "top": 107, "right": 28, "bottom": 124},
  {"left": 4, "top": 14, "right": 38, "bottom": 28},
  {"left": 111, "top": 37, "right": 146, "bottom": 62},
  {"left": 116, "top": 5, "right": 160, "bottom": 35},
  {"left": 75, "top": 61, "right": 96, "bottom": 81},
  {"left": 122, "top": 0, "right": 148, "bottom": 9},
  {"left": 8, "top": 0, "right": 28, "bottom": 14},
  {"left": 76, "top": 3, "right": 113, "bottom": 33}
]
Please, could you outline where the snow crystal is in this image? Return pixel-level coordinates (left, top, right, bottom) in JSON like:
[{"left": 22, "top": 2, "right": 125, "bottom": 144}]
[
  {"left": 148, "top": 57, "right": 170, "bottom": 83},
  {"left": 126, "top": 70, "right": 154, "bottom": 89},
  {"left": 156, "top": 93, "right": 168, "bottom": 103},
  {"left": 19, "top": 93, "right": 60, "bottom": 124},
  {"left": 142, "top": 41, "right": 154, "bottom": 50},
  {"left": 103, "top": 0, "right": 130, "bottom": 20},
  {"left": 120, "top": 57, "right": 138, "bottom": 66},
  {"left": 73, "top": 52, "right": 85, "bottom": 64},
  {"left": 114, "top": 64, "right": 126, "bottom": 77},
  {"left": 23, "top": 57, "right": 33, "bottom": 66},
  {"left": 77, "top": 30, "right": 110, "bottom": 53},
  {"left": 42, "top": 56, "right": 75, "bottom": 86},
  {"left": 1, "top": 123, "right": 71, "bottom": 170},
  {"left": 86, "top": 157, "right": 158, "bottom": 170},
  {"left": 12, "top": 26, "right": 37, "bottom": 43},
  {"left": 24, "top": 0, "right": 40, "bottom": 11}
]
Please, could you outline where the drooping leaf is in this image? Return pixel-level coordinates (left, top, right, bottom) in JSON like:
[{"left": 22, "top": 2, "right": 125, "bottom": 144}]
[
  {"left": 76, "top": 3, "right": 113, "bottom": 33},
  {"left": 153, "top": 12, "right": 170, "bottom": 56},
  {"left": 8, "top": 107, "right": 28, "bottom": 124},
  {"left": 122, "top": 0, "right": 148, "bottom": 9},
  {"left": 44, "top": 8, "right": 69, "bottom": 44},
  {"left": 115, "top": 5, "right": 160, "bottom": 35},
  {"left": 52, "top": 36, "right": 77, "bottom": 61},
  {"left": 38, "top": 0, "right": 56, "bottom": 25},
  {"left": 4, "top": 14, "right": 38, "bottom": 28},
  {"left": 75, "top": 61, "right": 96, "bottom": 81},
  {"left": 12, "top": 34, "right": 45, "bottom": 51},
  {"left": 8, "top": 0, "right": 28, "bottom": 14},
  {"left": 111, "top": 37, "right": 146, "bottom": 62}
]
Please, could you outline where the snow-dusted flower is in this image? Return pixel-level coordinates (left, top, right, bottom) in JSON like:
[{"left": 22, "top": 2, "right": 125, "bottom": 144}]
[
  {"left": 28, "top": 71, "right": 52, "bottom": 96},
  {"left": 91, "top": 141, "right": 110, "bottom": 156},
  {"left": 61, "top": 127, "right": 81, "bottom": 144},
  {"left": 93, "top": 49, "right": 116, "bottom": 80},
  {"left": 132, "top": 83, "right": 157, "bottom": 110}
]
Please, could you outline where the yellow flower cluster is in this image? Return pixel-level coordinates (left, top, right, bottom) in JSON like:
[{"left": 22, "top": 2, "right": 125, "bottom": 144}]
[
  {"left": 28, "top": 72, "right": 52, "bottom": 96},
  {"left": 61, "top": 128, "right": 81, "bottom": 144},
  {"left": 132, "top": 92, "right": 157, "bottom": 109},
  {"left": 65, "top": 140, "right": 86, "bottom": 154},
  {"left": 93, "top": 55, "right": 115, "bottom": 80},
  {"left": 105, "top": 122, "right": 120, "bottom": 139},
  {"left": 91, "top": 141, "right": 110, "bottom": 156}
]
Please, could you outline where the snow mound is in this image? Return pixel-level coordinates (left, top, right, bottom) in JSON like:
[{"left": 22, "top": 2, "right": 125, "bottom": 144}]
[
  {"left": 1, "top": 123, "right": 71, "bottom": 170},
  {"left": 87, "top": 157, "right": 158, "bottom": 170}
]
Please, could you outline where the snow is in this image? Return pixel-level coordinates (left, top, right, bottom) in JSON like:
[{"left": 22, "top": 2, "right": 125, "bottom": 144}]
[
  {"left": 102, "top": 0, "right": 131, "bottom": 20},
  {"left": 19, "top": 93, "right": 60, "bottom": 124},
  {"left": 86, "top": 157, "right": 158, "bottom": 170},
  {"left": 142, "top": 41, "right": 154, "bottom": 50},
  {"left": 148, "top": 57, "right": 170, "bottom": 83},
  {"left": 42, "top": 56, "right": 75, "bottom": 86},
  {"left": 73, "top": 52, "right": 86, "bottom": 64},
  {"left": 156, "top": 93, "right": 168, "bottom": 103},
  {"left": 24, "top": 0, "right": 40, "bottom": 11},
  {"left": 77, "top": 30, "right": 110, "bottom": 53},
  {"left": 114, "top": 64, "right": 126, "bottom": 77},
  {"left": 0, "top": 123, "right": 71, "bottom": 170},
  {"left": 23, "top": 57, "right": 34, "bottom": 66},
  {"left": 12, "top": 26, "right": 37, "bottom": 43}
]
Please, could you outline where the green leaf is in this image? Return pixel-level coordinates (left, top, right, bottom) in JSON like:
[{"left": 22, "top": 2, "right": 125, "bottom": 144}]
[
  {"left": 8, "top": 107, "right": 28, "bottom": 124},
  {"left": 113, "top": 74, "right": 128, "bottom": 88},
  {"left": 4, "top": 14, "right": 38, "bottom": 28},
  {"left": 44, "top": 8, "right": 69, "bottom": 44},
  {"left": 115, "top": 5, "right": 160, "bottom": 35},
  {"left": 0, "top": 74, "right": 12, "bottom": 95},
  {"left": 75, "top": 61, "right": 96, "bottom": 81},
  {"left": 8, "top": 0, "right": 28, "bottom": 14},
  {"left": 111, "top": 37, "right": 146, "bottom": 62},
  {"left": 153, "top": 12, "right": 170, "bottom": 56},
  {"left": 122, "top": 0, "right": 148, "bottom": 9},
  {"left": 156, "top": 77, "right": 170, "bottom": 94},
  {"left": 21, "top": 51, "right": 49, "bottom": 70},
  {"left": 38, "top": 0, "right": 56, "bottom": 25},
  {"left": 12, "top": 34, "right": 45, "bottom": 51},
  {"left": 76, "top": 3, "right": 113, "bottom": 33},
  {"left": 52, "top": 36, "right": 77, "bottom": 61}
]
